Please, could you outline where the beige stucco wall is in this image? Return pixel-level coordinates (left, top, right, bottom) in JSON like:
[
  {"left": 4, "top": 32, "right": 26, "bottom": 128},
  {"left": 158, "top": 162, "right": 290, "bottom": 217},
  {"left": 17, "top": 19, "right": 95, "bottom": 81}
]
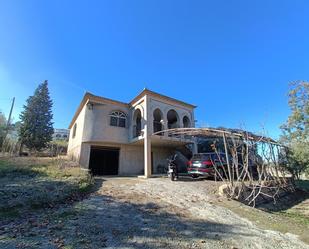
[
  {"left": 130, "top": 95, "right": 195, "bottom": 139},
  {"left": 119, "top": 145, "right": 177, "bottom": 175},
  {"left": 74, "top": 141, "right": 144, "bottom": 174},
  {"left": 149, "top": 97, "right": 194, "bottom": 129},
  {"left": 118, "top": 144, "right": 144, "bottom": 175},
  {"left": 75, "top": 141, "right": 174, "bottom": 175},
  {"left": 152, "top": 146, "right": 175, "bottom": 174},
  {"left": 67, "top": 105, "right": 87, "bottom": 163},
  {"left": 67, "top": 93, "right": 195, "bottom": 174},
  {"left": 68, "top": 101, "right": 130, "bottom": 166},
  {"left": 79, "top": 143, "right": 91, "bottom": 170},
  {"left": 82, "top": 102, "right": 130, "bottom": 144},
  {"left": 119, "top": 144, "right": 174, "bottom": 175}
]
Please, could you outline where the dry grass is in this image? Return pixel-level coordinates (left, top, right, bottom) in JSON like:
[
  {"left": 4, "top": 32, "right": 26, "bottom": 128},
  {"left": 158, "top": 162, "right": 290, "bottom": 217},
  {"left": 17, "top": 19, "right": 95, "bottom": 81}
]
[
  {"left": 0, "top": 156, "right": 93, "bottom": 219},
  {"left": 216, "top": 190, "right": 309, "bottom": 244}
]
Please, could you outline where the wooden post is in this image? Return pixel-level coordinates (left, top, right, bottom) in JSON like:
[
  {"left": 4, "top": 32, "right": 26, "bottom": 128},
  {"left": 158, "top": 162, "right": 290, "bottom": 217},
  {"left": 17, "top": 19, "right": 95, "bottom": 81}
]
[{"left": 223, "top": 133, "right": 233, "bottom": 186}]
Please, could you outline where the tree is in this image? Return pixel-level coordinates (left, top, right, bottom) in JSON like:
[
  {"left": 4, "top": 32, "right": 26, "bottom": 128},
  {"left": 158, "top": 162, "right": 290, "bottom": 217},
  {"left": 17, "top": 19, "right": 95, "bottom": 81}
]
[
  {"left": 280, "top": 81, "right": 309, "bottom": 178},
  {"left": 19, "top": 80, "right": 54, "bottom": 152}
]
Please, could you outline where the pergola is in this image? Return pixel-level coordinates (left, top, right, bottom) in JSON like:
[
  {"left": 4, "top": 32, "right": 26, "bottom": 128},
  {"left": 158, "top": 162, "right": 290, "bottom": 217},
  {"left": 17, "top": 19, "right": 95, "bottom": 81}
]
[
  {"left": 152, "top": 127, "right": 290, "bottom": 207},
  {"left": 153, "top": 127, "right": 279, "bottom": 145}
]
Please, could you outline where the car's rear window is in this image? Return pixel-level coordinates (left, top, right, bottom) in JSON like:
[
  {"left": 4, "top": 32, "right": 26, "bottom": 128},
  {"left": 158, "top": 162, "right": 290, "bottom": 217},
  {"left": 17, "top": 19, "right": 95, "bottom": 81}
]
[{"left": 192, "top": 154, "right": 210, "bottom": 161}]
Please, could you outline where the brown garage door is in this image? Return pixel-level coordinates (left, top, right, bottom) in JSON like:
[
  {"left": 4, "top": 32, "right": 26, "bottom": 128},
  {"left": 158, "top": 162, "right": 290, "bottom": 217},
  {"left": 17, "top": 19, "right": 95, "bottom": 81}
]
[{"left": 89, "top": 146, "right": 119, "bottom": 175}]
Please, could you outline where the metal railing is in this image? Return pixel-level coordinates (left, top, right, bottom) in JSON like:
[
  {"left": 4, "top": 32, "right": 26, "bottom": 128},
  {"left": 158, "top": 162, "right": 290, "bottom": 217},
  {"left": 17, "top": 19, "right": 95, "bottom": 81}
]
[
  {"left": 133, "top": 125, "right": 142, "bottom": 138},
  {"left": 153, "top": 121, "right": 163, "bottom": 136}
]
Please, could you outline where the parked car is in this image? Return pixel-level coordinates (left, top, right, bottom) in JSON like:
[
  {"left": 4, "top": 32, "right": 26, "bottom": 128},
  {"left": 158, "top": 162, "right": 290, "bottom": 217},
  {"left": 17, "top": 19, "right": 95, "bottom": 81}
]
[
  {"left": 187, "top": 153, "right": 228, "bottom": 179},
  {"left": 187, "top": 152, "right": 260, "bottom": 179}
]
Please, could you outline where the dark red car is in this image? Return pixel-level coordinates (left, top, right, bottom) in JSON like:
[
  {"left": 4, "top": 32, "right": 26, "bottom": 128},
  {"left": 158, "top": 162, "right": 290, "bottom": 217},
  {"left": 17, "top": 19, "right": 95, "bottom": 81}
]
[{"left": 187, "top": 153, "right": 228, "bottom": 179}]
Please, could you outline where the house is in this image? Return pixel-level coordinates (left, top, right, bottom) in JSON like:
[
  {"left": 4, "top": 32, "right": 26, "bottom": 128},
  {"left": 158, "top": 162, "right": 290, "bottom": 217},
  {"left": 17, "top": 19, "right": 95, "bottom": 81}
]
[
  {"left": 67, "top": 89, "right": 197, "bottom": 177},
  {"left": 53, "top": 128, "right": 69, "bottom": 141}
]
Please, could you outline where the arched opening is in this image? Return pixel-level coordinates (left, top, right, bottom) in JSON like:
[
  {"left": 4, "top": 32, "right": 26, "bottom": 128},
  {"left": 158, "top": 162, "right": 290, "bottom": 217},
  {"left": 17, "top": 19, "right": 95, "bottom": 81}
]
[
  {"left": 153, "top": 108, "right": 163, "bottom": 134},
  {"left": 183, "top": 116, "right": 191, "bottom": 128},
  {"left": 167, "top": 109, "right": 179, "bottom": 129},
  {"left": 133, "top": 109, "right": 142, "bottom": 138}
]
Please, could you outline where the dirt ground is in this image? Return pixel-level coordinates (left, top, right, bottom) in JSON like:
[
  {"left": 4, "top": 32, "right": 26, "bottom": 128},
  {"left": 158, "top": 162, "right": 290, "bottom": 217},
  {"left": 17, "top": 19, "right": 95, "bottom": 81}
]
[{"left": 1, "top": 176, "right": 309, "bottom": 249}]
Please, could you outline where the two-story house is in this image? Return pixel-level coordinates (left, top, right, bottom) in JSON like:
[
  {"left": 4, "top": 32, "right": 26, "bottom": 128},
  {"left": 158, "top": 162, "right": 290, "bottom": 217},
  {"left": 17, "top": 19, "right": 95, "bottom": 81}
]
[{"left": 67, "top": 89, "right": 196, "bottom": 177}]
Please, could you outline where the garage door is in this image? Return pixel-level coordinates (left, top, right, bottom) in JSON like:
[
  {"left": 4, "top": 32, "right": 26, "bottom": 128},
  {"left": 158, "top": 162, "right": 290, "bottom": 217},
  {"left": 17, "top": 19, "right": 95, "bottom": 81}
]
[{"left": 89, "top": 147, "right": 119, "bottom": 175}]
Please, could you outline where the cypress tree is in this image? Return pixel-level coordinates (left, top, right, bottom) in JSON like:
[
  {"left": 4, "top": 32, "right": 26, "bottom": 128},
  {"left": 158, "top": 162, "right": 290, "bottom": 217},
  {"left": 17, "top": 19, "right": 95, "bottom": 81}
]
[{"left": 19, "top": 80, "right": 54, "bottom": 152}]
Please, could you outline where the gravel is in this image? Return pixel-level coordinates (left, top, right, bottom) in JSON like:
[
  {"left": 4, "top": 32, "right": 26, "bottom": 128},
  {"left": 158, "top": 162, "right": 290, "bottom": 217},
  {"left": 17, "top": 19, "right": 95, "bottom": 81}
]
[{"left": 1, "top": 177, "right": 308, "bottom": 249}]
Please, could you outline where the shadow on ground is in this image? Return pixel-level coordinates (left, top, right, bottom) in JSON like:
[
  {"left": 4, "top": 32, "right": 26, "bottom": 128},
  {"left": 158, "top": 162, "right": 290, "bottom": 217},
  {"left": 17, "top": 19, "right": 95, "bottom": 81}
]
[
  {"left": 256, "top": 189, "right": 309, "bottom": 212},
  {"left": 296, "top": 180, "right": 309, "bottom": 192},
  {"left": 255, "top": 180, "right": 309, "bottom": 213},
  {"left": 1, "top": 178, "right": 308, "bottom": 249},
  {"left": 0, "top": 182, "right": 250, "bottom": 249}
]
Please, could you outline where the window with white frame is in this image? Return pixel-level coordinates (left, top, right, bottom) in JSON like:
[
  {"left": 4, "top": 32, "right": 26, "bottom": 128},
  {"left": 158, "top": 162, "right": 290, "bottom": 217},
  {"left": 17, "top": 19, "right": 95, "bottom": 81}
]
[{"left": 109, "top": 111, "right": 127, "bottom": 128}]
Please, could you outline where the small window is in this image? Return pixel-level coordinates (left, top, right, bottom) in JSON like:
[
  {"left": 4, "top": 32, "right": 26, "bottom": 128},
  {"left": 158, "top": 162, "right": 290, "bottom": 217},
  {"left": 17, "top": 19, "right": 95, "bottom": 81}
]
[
  {"left": 110, "top": 111, "right": 126, "bottom": 128},
  {"left": 110, "top": 116, "right": 118, "bottom": 126},
  {"left": 118, "top": 118, "right": 126, "bottom": 128},
  {"left": 72, "top": 123, "right": 77, "bottom": 138},
  {"left": 63, "top": 135, "right": 68, "bottom": 138}
]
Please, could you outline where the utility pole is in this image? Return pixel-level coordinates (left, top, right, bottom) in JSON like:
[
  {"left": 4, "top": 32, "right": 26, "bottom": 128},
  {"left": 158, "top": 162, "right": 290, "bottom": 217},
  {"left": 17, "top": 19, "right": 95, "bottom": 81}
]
[
  {"left": 6, "top": 97, "right": 15, "bottom": 129},
  {"left": 1, "top": 97, "right": 15, "bottom": 150}
]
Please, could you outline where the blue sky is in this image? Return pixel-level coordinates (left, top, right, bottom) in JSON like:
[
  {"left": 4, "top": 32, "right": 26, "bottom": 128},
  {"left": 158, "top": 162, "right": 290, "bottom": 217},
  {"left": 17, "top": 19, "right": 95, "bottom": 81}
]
[{"left": 0, "top": 0, "right": 308, "bottom": 139}]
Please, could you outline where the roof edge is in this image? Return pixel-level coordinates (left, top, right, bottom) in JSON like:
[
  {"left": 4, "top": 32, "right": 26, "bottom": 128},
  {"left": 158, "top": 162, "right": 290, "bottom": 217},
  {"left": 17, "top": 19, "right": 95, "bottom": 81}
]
[
  {"left": 68, "top": 92, "right": 130, "bottom": 129},
  {"left": 68, "top": 92, "right": 91, "bottom": 129},
  {"left": 130, "top": 88, "right": 197, "bottom": 108},
  {"left": 68, "top": 89, "right": 196, "bottom": 129}
]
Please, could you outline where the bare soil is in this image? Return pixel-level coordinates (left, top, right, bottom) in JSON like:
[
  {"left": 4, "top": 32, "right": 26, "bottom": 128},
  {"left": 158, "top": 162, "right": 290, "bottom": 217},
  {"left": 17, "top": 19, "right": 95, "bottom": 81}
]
[{"left": 1, "top": 176, "right": 308, "bottom": 249}]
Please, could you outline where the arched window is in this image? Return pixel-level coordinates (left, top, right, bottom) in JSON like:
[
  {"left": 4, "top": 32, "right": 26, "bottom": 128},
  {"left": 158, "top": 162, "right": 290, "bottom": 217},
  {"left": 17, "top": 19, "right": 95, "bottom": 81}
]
[
  {"left": 72, "top": 123, "right": 77, "bottom": 138},
  {"left": 110, "top": 111, "right": 127, "bottom": 128},
  {"left": 133, "top": 109, "right": 142, "bottom": 137},
  {"left": 167, "top": 109, "right": 179, "bottom": 129},
  {"left": 153, "top": 108, "right": 163, "bottom": 134}
]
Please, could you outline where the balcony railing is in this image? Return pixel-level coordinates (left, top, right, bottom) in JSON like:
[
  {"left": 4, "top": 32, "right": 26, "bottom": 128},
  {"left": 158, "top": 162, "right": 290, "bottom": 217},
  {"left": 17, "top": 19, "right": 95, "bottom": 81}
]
[
  {"left": 133, "top": 125, "right": 143, "bottom": 138},
  {"left": 153, "top": 121, "right": 163, "bottom": 136}
]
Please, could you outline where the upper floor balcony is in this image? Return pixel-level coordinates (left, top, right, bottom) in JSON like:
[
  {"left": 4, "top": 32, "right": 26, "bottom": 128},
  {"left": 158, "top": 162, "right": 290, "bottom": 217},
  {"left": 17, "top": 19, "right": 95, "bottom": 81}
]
[{"left": 130, "top": 107, "right": 194, "bottom": 144}]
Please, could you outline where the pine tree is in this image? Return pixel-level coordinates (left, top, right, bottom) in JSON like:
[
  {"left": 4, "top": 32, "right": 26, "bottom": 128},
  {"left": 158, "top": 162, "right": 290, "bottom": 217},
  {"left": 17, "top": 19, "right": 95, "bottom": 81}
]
[{"left": 19, "top": 80, "right": 54, "bottom": 152}]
